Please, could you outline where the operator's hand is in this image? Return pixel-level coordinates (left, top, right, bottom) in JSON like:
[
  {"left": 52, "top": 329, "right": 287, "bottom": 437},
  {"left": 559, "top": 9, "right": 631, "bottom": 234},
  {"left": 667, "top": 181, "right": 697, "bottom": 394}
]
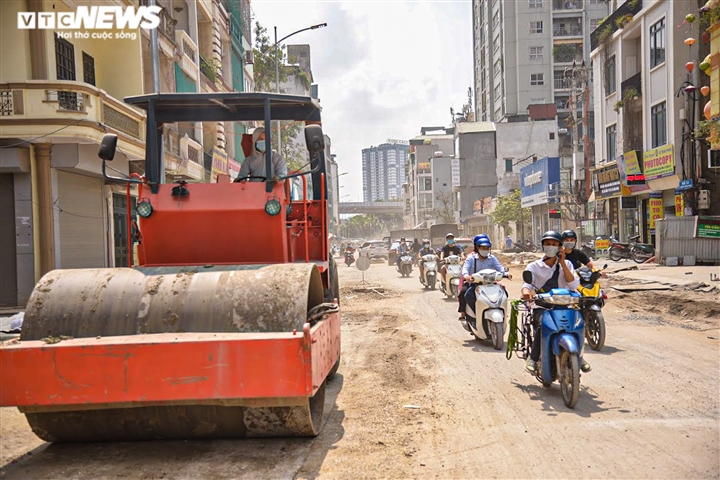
[
  {"left": 464, "top": 275, "right": 472, "bottom": 282},
  {"left": 505, "top": 272, "right": 513, "bottom": 280},
  {"left": 600, "top": 271, "right": 607, "bottom": 278},
  {"left": 521, "top": 288, "right": 532, "bottom": 300},
  {"left": 558, "top": 249, "right": 566, "bottom": 263}
]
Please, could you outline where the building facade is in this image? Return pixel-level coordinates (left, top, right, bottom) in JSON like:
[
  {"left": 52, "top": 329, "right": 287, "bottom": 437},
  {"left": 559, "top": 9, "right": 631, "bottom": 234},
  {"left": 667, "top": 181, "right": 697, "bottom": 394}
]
[{"left": 361, "top": 141, "right": 409, "bottom": 202}]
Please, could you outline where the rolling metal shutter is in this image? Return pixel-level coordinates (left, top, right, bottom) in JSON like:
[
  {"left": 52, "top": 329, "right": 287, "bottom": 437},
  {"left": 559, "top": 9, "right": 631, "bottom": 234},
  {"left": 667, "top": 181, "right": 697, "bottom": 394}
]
[{"left": 56, "top": 171, "right": 106, "bottom": 268}]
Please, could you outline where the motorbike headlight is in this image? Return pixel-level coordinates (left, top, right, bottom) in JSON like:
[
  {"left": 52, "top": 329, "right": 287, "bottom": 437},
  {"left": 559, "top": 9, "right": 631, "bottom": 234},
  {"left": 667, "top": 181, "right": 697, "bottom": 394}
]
[{"left": 544, "top": 294, "right": 580, "bottom": 306}]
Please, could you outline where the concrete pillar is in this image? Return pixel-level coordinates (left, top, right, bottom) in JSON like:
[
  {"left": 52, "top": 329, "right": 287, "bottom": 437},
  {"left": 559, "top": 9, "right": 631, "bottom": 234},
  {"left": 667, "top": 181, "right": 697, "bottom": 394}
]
[
  {"left": 33, "top": 143, "right": 55, "bottom": 276},
  {"left": 26, "top": 0, "right": 48, "bottom": 80}
]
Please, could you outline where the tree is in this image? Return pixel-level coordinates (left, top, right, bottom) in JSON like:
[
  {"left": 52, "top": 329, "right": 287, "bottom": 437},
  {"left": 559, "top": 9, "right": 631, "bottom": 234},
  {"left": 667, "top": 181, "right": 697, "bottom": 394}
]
[
  {"left": 488, "top": 190, "right": 531, "bottom": 240},
  {"left": 432, "top": 191, "right": 457, "bottom": 223},
  {"left": 253, "top": 22, "right": 306, "bottom": 170}
]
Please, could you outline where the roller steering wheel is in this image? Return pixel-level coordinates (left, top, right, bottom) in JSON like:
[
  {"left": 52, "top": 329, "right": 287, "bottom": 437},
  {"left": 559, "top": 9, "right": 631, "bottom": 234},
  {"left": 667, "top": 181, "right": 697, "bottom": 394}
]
[{"left": 234, "top": 175, "right": 267, "bottom": 183}]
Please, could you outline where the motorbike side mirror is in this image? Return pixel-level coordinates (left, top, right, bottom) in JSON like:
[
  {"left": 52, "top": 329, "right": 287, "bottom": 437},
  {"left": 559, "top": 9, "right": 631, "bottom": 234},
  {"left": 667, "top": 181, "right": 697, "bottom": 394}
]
[
  {"left": 603, "top": 264, "right": 608, "bottom": 269},
  {"left": 522, "top": 271, "right": 533, "bottom": 284}
]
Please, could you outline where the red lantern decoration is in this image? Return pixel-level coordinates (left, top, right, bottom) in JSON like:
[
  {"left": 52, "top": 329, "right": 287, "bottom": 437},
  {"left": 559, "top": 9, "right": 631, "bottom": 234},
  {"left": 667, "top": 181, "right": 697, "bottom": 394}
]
[
  {"left": 701, "top": 86, "right": 711, "bottom": 96},
  {"left": 686, "top": 61, "right": 695, "bottom": 72}
]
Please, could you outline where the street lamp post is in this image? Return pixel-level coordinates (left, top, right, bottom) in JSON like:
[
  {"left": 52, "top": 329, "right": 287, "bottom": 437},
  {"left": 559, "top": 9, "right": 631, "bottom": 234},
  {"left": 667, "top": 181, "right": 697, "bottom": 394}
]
[{"left": 273, "top": 23, "right": 327, "bottom": 155}]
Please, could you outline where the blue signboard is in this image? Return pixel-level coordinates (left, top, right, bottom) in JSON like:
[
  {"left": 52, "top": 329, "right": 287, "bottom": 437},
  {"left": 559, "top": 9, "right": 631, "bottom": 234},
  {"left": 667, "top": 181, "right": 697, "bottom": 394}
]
[
  {"left": 676, "top": 179, "right": 693, "bottom": 193},
  {"left": 520, "top": 157, "right": 560, "bottom": 207}
]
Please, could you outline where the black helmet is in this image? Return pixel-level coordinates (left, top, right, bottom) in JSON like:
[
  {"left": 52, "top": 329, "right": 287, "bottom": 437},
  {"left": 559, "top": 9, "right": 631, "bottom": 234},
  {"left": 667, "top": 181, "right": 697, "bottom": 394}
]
[
  {"left": 400, "top": 237, "right": 406, "bottom": 241},
  {"left": 561, "top": 230, "right": 578, "bottom": 240},
  {"left": 540, "top": 230, "right": 563, "bottom": 245}
]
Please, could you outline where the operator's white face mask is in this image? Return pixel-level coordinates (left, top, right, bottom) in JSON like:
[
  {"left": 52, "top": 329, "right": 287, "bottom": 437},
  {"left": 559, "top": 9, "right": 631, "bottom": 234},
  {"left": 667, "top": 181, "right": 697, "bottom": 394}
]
[
  {"left": 543, "top": 245, "right": 559, "bottom": 257},
  {"left": 478, "top": 250, "right": 490, "bottom": 258}
]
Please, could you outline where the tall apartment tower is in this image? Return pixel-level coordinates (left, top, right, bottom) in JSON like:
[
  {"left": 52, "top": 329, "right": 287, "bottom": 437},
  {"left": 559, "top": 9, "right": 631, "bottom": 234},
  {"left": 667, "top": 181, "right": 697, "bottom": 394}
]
[
  {"left": 361, "top": 141, "right": 410, "bottom": 202},
  {"left": 472, "top": 0, "right": 609, "bottom": 124}
]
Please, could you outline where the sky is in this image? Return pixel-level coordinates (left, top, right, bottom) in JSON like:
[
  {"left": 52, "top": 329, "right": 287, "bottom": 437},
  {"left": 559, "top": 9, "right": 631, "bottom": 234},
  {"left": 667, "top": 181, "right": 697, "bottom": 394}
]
[{"left": 251, "top": 0, "right": 474, "bottom": 202}]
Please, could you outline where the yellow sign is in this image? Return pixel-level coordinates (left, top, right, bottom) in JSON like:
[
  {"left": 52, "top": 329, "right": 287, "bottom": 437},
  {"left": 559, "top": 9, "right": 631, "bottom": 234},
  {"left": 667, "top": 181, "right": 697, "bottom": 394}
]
[
  {"left": 473, "top": 199, "right": 483, "bottom": 213},
  {"left": 623, "top": 150, "right": 643, "bottom": 175},
  {"left": 595, "top": 239, "right": 610, "bottom": 250},
  {"left": 649, "top": 198, "right": 664, "bottom": 230},
  {"left": 643, "top": 144, "right": 674, "bottom": 180},
  {"left": 675, "top": 195, "right": 684, "bottom": 217},
  {"left": 211, "top": 147, "right": 228, "bottom": 177}
]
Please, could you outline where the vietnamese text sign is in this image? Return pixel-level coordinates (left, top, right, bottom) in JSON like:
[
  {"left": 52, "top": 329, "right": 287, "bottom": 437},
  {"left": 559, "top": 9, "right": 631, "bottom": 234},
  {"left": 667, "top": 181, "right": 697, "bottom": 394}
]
[
  {"left": 643, "top": 144, "right": 674, "bottom": 180},
  {"left": 623, "top": 150, "right": 643, "bottom": 175},
  {"left": 211, "top": 147, "right": 228, "bottom": 178},
  {"left": 594, "top": 239, "right": 610, "bottom": 250},
  {"left": 696, "top": 216, "right": 720, "bottom": 238},
  {"left": 675, "top": 195, "right": 684, "bottom": 217},
  {"left": 451, "top": 158, "right": 460, "bottom": 187},
  {"left": 594, "top": 164, "right": 621, "bottom": 198},
  {"left": 648, "top": 197, "right": 664, "bottom": 232}
]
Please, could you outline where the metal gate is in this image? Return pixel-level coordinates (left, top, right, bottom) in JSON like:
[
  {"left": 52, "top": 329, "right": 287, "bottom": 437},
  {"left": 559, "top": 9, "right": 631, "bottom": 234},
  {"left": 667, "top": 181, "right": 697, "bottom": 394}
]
[
  {"left": 0, "top": 174, "right": 17, "bottom": 306},
  {"left": 56, "top": 171, "right": 105, "bottom": 268}
]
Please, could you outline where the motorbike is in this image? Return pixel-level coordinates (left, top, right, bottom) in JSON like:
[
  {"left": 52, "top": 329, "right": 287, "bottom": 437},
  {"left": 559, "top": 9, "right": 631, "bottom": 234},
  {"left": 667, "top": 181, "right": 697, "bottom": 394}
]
[
  {"left": 419, "top": 253, "right": 438, "bottom": 290},
  {"left": 517, "top": 271, "right": 586, "bottom": 408},
  {"left": 344, "top": 249, "right": 355, "bottom": 267},
  {"left": 630, "top": 237, "right": 655, "bottom": 264},
  {"left": 461, "top": 268, "right": 509, "bottom": 350},
  {"left": 608, "top": 236, "right": 632, "bottom": 261},
  {"left": 331, "top": 245, "right": 340, "bottom": 258},
  {"left": 576, "top": 265, "right": 608, "bottom": 351},
  {"left": 396, "top": 254, "right": 413, "bottom": 277},
  {"left": 439, "top": 254, "right": 463, "bottom": 299},
  {"left": 580, "top": 240, "right": 595, "bottom": 259},
  {"left": 509, "top": 241, "right": 537, "bottom": 253}
]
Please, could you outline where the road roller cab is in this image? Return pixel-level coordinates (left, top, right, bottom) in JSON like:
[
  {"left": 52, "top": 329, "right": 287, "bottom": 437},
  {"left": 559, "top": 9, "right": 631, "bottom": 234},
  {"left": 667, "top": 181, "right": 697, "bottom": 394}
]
[{"left": 0, "top": 93, "right": 341, "bottom": 442}]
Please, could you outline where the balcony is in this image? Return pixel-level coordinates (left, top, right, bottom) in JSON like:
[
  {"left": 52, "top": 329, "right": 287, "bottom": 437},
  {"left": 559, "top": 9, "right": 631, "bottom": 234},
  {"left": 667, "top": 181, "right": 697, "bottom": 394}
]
[
  {"left": 553, "top": 44, "right": 583, "bottom": 63},
  {"left": 553, "top": 0, "right": 581, "bottom": 10},
  {"left": 229, "top": 13, "right": 242, "bottom": 53},
  {"left": 139, "top": 0, "right": 176, "bottom": 43},
  {"left": 553, "top": 25, "right": 583, "bottom": 37},
  {"left": 554, "top": 78, "right": 569, "bottom": 89},
  {"left": 163, "top": 128, "right": 203, "bottom": 181},
  {"left": 175, "top": 30, "right": 199, "bottom": 81},
  {"left": 0, "top": 81, "right": 145, "bottom": 160},
  {"left": 590, "top": 0, "right": 643, "bottom": 51},
  {"left": 621, "top": 71, "right": 642, "bottom": 99}
]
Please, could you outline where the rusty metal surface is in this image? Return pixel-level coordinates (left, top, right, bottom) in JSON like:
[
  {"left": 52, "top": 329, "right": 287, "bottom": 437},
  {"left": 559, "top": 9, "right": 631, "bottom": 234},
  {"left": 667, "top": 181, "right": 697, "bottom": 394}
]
[{"left": 657, "top": 217, "right": 720, "bottom": 263}]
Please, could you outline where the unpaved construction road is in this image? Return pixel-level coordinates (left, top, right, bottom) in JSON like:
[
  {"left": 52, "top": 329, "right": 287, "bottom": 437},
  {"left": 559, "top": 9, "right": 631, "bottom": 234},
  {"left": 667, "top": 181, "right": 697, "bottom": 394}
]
[{"left": 1, "top": 259, "right": 718, "bottom": 479}]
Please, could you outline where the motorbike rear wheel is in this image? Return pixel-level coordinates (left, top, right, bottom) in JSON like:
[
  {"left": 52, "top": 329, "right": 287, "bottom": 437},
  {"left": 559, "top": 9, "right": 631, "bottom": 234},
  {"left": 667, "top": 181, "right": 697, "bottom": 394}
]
[
  {"left": 632, "top": 250, "right": 651, "bottom": 264},
  {"left": 585, "top": 311, "right": 606, "bottom": 351},
  {"left": 559, "top": 350, "right": 580, "bottom": 409},
  {"left": 490, "top": 322, "right": 504, "bottom": 350},
  {"left": 609, "top": 247, "right": 623, "bottom": 261}
]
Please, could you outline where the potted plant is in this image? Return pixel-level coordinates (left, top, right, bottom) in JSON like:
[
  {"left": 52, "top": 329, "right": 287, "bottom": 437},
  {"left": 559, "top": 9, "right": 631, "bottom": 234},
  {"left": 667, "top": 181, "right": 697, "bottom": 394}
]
[
  {"left": 614, "top": 100, "right": 624, "bottom": 113},
  {"left": 623, "top": 86, "right": 640, "bottom": 101}
]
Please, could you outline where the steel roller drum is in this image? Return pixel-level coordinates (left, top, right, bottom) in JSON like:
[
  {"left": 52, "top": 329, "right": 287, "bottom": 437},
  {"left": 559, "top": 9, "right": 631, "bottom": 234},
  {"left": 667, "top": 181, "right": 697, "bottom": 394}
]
[{"left": 18, "top": 264, "right": 326, "bottom": 442}]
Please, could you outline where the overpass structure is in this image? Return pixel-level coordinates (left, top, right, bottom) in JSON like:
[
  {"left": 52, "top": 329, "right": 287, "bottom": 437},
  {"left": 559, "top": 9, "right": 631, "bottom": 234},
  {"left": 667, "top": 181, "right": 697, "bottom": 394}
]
[{"left": 339, "top": 201, "right": 403, "bottom": 214}]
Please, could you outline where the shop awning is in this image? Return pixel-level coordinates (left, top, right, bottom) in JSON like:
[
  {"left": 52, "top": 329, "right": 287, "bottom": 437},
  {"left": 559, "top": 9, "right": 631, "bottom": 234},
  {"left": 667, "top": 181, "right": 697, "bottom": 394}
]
[{"left": 647, "top": 175, "right": 680, "bottom": 193}]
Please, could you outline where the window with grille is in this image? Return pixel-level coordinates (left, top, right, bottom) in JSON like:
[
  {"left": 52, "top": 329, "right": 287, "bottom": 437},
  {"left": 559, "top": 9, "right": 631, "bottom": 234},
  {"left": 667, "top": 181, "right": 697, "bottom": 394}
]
[
  {"left": 529, "top": 0, "right": 543, "bottom": 8},
  {"left": 82, "top": 52, "right": 95, "bottom": 86},
  {"left": 529, "top": 21, "right": 543, "bottom": 34},
  {"left": 530, "top": 73, "right": 544, "bottom": 86},
  {"left": 529, "top": 46, "right": 543, "bottom": 61},
  {"left": 651, "top": 102, "right": 666, "bottom": 148},
  {"left": 650, "top": 18, "right": 665, "bottom": 68},
  {"left": 55, "top": 34, "right": 76, "bottom": 81},
  {"left": 589, "top": 18, "right": 600, "bottom": 31}
]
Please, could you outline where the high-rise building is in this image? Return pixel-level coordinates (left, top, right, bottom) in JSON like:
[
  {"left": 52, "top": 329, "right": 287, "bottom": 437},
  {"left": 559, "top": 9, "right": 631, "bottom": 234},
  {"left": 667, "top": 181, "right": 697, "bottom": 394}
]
[
  {"left": 361, "top": 141, "right": 409, "bottom": 202},
  {"left": 472, "top": 0, "right": 608, "bottom": 124}
]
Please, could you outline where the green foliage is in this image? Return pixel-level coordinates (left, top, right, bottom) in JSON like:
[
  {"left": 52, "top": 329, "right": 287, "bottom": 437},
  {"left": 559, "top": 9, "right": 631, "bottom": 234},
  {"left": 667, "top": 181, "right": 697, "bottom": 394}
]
[
  {"left": 615, "top": 14, "right": 633, "bottom": 29},
  {"left": 623, "top": 86, "right": 640, "bottom": 101},
  {"left": 340, "top": 214, "right": 402, "bottom": 238},
  {"left": 628, "top": 0, "right": 640, "bottom": 10},
  {"left": 252, "top": 21, "right": 307, "bottom": 170},
  {"left": 700, "top": 0, "right": 720, "bottom": 28},
  {"left": 695, "top": 119, "right": 720, "bottom": 142},
  {"left": 598, "top": 25, "right": 613, "bottom": 44},
  {"left": 614, "top": 100, "right": 624, "bottom": 112},
  {"left": 200, "top": 57, "right": 221, "bottom": 84},
  {"left": 488, "top": 190, "right": 531, "bottom": 234}
]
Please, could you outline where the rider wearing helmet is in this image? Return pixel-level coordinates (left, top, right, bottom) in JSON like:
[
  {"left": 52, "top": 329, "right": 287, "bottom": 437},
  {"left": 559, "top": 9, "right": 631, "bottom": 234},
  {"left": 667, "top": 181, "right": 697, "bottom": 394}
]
[
  {"left": 521, "top": 230, "right": 590, "bottom": 374},
  {"left": 458, "top": 236, "right": 511, "bottom": 320},
  {"left": 396, "top": 237, "right": 410, "bottom": 269},
  {"left": 439, "top": 233, "right": 464, "bottom": 281},
  {"left": 561, "top": 230, "right": 605, "bottom": 276},
  {"left": 417, "top": 239, "right": 435, "bottom": 280}
]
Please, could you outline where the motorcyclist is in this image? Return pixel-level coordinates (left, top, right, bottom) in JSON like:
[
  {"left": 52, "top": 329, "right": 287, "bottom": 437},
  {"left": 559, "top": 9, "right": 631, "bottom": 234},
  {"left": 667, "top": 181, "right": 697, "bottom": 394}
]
[
  {"left": 458, "top": 235, "right": 511, "bottom": 320},
  {"left": 439, "top": 233, "right": 464, "bottom": 280},
  {"left": 417, "top": 239, "right": 435, "bottom": 280},
  {"left": 396, "top": 237, "right": 410, "bottom": 270},
  {"left": 520, "top": 231, "right": 590, "bottom": 374},
  {"left": 561, "top": 230, "right": 606, "bottom": 276}
]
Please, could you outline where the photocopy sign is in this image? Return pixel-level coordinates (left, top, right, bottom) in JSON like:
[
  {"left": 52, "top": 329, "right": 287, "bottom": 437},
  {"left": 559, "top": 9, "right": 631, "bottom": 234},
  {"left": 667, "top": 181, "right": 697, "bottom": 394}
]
[
  {"left": 643, "top": 144, "right": 675, "bottom": 180},
  {"left": 18, "top": 6, "right": 161, "bottom": 41},
  {"left": 451, "top": 158, "right": 460, "bottom": 187}
]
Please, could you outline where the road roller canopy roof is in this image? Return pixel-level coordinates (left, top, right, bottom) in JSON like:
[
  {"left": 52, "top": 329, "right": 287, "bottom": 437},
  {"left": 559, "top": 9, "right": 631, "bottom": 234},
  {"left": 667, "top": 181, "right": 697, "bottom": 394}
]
[{"left": 124, "top": 92, "right": 323, "bottom": 123}]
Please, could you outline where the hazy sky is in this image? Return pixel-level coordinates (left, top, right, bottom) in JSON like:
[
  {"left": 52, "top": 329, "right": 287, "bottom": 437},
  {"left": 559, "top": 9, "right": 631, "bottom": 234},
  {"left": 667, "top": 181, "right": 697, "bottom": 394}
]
[{"left": 251, "top": 0, "right": 473, "bottom": 202}]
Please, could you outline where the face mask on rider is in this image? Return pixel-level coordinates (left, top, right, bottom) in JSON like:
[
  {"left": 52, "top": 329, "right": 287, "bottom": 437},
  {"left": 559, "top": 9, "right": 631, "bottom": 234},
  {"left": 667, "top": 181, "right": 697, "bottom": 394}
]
[
  {"left": 255, "top": 140, "right": 266, "bottom": 152},
  {"left": 543, "top": 245, "right": 559, "bottom": 257},
  {"left": 423, "top": 243, "right": 430, "bottom": 248},
  {"left": 478, "top": 249, "right": 489, "bottom": 258},
  {"left": 563, "top": 241, "right": 576, "bottom": 249},
  {"left": 447, "top": 239, "right": 454, "bottom": 244}
]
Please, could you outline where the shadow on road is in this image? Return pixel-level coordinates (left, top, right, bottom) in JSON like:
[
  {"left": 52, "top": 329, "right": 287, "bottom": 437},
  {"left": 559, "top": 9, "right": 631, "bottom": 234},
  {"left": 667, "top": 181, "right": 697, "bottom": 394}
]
[
  {"left": 588, "top": 345, "right": 625, "bottom": 356},
  {"left": 511, "top": 381, "right": 616, "bottom": 417},
  {"left": 0, "top": 376, "right": 346, "bottom": 480},
  {"left": 460, "top": 338, "right": 506, "bottom": 353}
]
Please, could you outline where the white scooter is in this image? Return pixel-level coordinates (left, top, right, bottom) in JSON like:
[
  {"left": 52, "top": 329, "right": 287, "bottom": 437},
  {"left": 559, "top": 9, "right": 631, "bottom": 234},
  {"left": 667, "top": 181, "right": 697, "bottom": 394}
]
[
  {"left": 396, "top": 254, "right": 413, "bottom": 277},
  {"left": 439, "top": 254, "right": 463, "bottom": 299},
  {"left": 419, "top": 253, "right": 438, "bottom": 290},
  {"left": 461, "top": 268, "right": 510, "bottom": 350}
]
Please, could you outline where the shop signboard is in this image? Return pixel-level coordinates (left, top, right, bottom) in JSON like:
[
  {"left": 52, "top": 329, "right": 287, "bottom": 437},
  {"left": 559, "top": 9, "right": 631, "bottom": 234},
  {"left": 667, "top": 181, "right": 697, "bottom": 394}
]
[
  {"left": 621, "top": 196, "right": 637, "bottom": 209},
  {"left": 674, "top": 195, "right": 684, "bottom": 217},
  {"left": 648, "top": 195, "right": 664, "bottom": 233},
  {"left": 520, "top": 156, "right": 560, "bottom": 208},
  {"left": 676, "top": 179, "right": 693, "bottom": 193},
  {"left": 594, "top": 239, "right": 610, "bottom": 250},
  {"left": 549, "top": 208, "right": 562, "bottom": 219},
  {"left": 593, "top": 163, "right": 622, "bottom": 198},
  {"left": 696, "top": 216, "right": 720, "bottom": 238},
  {"left": 472, "top": 199, "right": 483, "bottom": 214},
  {"left": 619, "top": 152, "right": 651, "bottom": 194},
  {"left": 227, "top": 158, "right": 241, "bottom": 179},
  {"left": 211, "top": 146, "right": 228, "bottom": 179},
  {"left": 451, "top": 158, "right": 460, "bottom": 187},
  {"left": 643, "top": 144, "right": 675, "bottom": 180}
]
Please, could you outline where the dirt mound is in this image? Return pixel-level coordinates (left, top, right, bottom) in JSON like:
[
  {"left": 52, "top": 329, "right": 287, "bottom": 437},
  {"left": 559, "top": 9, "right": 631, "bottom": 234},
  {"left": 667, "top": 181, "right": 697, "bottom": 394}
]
[{"left": 493, "top": 251, "right": 540, "bottom": 265}]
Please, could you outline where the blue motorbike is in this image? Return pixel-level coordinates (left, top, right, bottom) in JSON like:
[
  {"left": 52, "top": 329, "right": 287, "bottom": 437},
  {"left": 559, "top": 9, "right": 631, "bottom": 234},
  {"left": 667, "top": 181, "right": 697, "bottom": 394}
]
[{"left": 515, "top": 271, "right": 585, "bottom": 408}]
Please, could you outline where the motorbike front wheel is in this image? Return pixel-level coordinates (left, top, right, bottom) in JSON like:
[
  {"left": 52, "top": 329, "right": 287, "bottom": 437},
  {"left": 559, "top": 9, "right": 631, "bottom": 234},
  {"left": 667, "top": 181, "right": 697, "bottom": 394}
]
[
  {"left": 608, "top": 247, "right": 623, "bottom": 261},
  {"left": 559, "top": 350, "right": 580, "bottom": 409},
  {"left": 490, "top": 322, "right": 504, "bottom": 350},
  {"left": 632, "top": 249, "right": 652, "bottom": 264},
  {"left": 429, "top": 276, "right": 436, "bottom": 290},
  {"left": 585, "top": 310, "right": 606, "bottom": 351}
]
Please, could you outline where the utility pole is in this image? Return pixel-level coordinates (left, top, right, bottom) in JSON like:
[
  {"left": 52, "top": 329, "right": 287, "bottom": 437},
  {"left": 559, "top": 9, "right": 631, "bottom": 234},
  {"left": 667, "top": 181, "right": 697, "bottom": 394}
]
[{"left": 564, "top": 60, "right": 592, "bottom": 224}]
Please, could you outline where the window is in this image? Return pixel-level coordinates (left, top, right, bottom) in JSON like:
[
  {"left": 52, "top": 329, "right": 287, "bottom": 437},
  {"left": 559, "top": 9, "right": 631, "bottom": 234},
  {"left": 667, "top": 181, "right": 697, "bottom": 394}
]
[
  {"left": 531, "top": 97, "right": 545, "bottom": 104},
  {"left": 419, "top": 193, "right": 433, "bottom": 209},
  {"left": 651, "top": 102, "right": 667, "bottom": 148},
  {"left": 530, "top": 21, "right": 543, "bottom": 34},
  {"left": 604, "top": 55, "right": 616, "bottom": 94},
  {"left": 529, "top": 46, "right": 543, "bottom": 61},
  {"left": 418, "top": 177, "right": 432, "bottom": 191},
  {"left": 589, "top": 18, "right": 600, "bottom": 31},
  {"left": 606, "top": 124, "right": 617, "bottom": 162},
  {"left": 82, "top": 52, "right": 95, "bottom": 86},
  {"left": 505, "top": 158, "right": 513, "bottom": 172},
  {"left": 529, "top": 0, "right": 543, "bottom": 8},
  {"left": 494, "top": 84, "right": 501, "bottom": 99},
  {"left": 549, "top": 132, "right": 555, "bottom": 140},
  {"left": 531, "top": 73, "right": 544, "bottom": 86},
  {"left": 55, "top": 34, "right": 76, "bottom": 81},
  {"left": 650, "top": 19, "right": 665, "bottom": 68}
]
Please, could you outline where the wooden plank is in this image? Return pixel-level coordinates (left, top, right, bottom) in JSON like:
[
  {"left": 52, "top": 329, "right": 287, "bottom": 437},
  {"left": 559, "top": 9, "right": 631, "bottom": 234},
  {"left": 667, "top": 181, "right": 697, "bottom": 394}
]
[
  {"left": 611, "top": 283, "right": 672, "bottom": 292},
  {"left": 606, "top": 265, "right": 639, "bottom": 274}
]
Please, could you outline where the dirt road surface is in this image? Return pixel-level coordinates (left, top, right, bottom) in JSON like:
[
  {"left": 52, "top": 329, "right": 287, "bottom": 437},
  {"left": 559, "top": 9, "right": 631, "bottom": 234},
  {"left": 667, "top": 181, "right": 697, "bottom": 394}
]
[{"left": 1, "top": 258, "right": 718, "bottom": 479}]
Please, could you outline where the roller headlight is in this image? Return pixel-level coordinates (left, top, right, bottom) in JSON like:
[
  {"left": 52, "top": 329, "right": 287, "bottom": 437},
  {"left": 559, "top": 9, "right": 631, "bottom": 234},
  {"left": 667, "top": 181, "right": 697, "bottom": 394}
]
[
  {"left": 265, "top": 198, "right": 282, "bottom": 216},
  {"left": 136, "top": 199, "right": 153, "bottom": 218}
]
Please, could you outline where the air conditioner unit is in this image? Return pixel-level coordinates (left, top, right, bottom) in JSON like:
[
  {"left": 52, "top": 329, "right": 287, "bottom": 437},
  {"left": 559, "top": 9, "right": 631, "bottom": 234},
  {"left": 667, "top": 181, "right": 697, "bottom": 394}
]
[
  {"left": 558, "top": 128, "right": 568, "bottom": 135},
  {"left": 708, "top": 149, "right": 720, "bottom": 168},
  {"left": 244, "top": 50, "right": 254, "bottom": 64},
  {"left": 698, "top": 190, "right": 710, "bottom": 209}
]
